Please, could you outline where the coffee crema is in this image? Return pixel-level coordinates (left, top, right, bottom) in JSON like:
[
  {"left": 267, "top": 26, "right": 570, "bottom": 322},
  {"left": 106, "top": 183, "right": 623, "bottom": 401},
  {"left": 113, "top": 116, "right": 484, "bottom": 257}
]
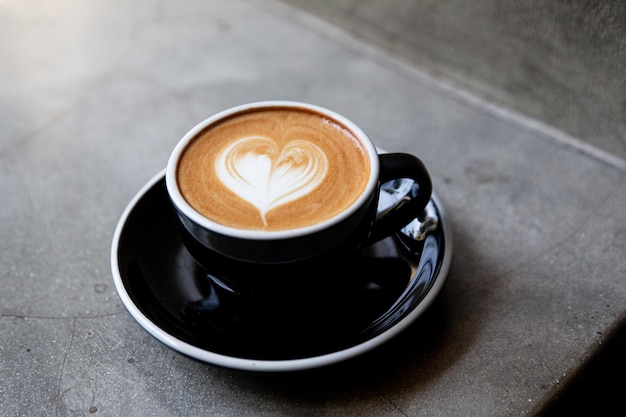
[{"left": 176, "top": 107, "right": 371, "bottom": 231}]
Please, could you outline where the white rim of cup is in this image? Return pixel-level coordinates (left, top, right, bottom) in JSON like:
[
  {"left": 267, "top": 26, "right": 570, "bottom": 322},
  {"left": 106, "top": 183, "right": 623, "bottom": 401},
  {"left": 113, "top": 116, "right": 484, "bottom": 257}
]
[{"left": 165, "top": 101, "right": 380, "bottom": 241}]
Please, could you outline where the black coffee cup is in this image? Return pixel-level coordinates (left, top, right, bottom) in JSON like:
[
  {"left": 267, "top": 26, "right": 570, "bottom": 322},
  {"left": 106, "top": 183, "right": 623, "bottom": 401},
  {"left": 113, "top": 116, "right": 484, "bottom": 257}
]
[{"left": 166, "top": 101, "right": 432, "bottom": 267}]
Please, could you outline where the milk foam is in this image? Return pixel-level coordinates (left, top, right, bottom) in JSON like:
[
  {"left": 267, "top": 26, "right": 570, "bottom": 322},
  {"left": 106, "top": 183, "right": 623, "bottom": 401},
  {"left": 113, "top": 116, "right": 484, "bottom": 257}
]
[
  {"left": 176, "top": 107, "right": 371, "bottom": 231},
  {"left": 215, "top": 136, "right": 328, "bottom": 225}
]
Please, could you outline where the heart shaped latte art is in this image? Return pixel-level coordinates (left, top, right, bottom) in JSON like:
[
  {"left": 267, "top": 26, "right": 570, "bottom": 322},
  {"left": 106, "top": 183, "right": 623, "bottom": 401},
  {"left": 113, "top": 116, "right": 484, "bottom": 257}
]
[{"left": 215, "top": 136, "right": 328, "bottom": 225}]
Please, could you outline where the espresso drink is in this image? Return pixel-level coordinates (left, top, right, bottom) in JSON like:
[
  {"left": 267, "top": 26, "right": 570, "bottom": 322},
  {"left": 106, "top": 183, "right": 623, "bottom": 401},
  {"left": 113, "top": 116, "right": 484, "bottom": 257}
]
[{"left": 176, "top": 107, "right": 371, "bottom": 231}]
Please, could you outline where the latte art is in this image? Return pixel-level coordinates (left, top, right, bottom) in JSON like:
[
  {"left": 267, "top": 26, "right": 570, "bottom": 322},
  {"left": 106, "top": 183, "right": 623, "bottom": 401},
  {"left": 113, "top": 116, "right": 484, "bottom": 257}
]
[
  {"left": 215, "top": 137, "right": 328, "bottom": 225},
  {"left": 176, "top": 107, "right": 371, "bottom": 231}
]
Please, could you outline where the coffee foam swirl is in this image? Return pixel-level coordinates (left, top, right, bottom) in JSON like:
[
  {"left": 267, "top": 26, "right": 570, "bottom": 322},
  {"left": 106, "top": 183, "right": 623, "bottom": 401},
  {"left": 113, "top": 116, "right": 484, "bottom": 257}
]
[
  {"left": 215, "top": 136, "right": 328, "bottom": 225},
  {"left": 176, "top": 108, "right": 371, "bottom": 231}
]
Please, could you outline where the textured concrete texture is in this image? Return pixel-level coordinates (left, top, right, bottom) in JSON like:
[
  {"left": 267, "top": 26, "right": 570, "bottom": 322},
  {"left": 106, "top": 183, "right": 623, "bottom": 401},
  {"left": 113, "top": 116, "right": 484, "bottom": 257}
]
[
  {"left": 1, "top": 0, "right": 625, "bottom": 416},
  {"left": 281, "top": 0, "right": 626, "bottom": 163}
]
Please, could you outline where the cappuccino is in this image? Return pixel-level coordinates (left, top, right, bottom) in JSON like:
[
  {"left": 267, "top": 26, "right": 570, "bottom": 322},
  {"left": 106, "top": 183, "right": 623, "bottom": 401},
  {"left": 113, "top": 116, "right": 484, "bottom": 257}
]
[{"left": 176, "top": 107, "right": 371, "bottom": 231}]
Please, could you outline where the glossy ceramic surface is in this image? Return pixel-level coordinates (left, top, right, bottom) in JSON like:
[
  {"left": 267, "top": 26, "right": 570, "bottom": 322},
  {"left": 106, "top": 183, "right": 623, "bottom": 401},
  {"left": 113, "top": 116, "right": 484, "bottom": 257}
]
[{"left": 111, "top": 170, "right": 452, "bottom": 372}]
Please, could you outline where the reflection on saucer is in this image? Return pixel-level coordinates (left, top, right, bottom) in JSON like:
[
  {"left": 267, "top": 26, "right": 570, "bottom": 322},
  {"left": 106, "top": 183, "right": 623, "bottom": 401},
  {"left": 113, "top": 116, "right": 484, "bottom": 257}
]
[{"left": 111, "top": 170, "right": 452, "bottom": 372}]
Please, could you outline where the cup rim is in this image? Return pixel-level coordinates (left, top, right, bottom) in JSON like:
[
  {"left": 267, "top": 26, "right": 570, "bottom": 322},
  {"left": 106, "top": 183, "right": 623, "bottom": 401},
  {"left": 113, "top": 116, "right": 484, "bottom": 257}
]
[{"left": 165, "top": 100, "right": 380, "bottom": 241}]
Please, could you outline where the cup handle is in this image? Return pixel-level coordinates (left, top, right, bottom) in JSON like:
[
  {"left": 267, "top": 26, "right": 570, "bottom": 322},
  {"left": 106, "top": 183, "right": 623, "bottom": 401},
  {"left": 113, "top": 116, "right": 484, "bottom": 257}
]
[{"left": 366, "top": 153, "right": 433, "bottom": 244}]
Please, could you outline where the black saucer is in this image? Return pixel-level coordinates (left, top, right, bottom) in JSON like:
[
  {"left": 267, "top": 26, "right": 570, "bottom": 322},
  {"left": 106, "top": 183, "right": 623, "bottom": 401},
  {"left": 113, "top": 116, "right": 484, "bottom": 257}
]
[{"left": 111, "top": 170, "right": 452, "bottom": 372}]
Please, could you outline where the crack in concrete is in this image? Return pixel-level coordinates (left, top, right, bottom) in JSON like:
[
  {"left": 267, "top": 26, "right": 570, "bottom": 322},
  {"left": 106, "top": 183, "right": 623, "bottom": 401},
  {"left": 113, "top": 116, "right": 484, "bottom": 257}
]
[
  {"left": 55, "top": 317, "right": 76, "bottom": 417},
  {"left": 0, "top": 311, "right": 126, "bottom": 321},
  {"left": 446, "top": 189, "right": 615, "bottom": 299}
]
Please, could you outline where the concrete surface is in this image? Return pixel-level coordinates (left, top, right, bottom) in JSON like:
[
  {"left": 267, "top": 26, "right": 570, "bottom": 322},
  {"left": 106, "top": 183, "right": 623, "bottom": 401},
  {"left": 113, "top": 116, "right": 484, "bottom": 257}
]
[
  {"left": 1, "top": 0, "right": 625, "bottom": 416},
  {"left": 281, "top": 0, "right": 626, "bottom": 163}
]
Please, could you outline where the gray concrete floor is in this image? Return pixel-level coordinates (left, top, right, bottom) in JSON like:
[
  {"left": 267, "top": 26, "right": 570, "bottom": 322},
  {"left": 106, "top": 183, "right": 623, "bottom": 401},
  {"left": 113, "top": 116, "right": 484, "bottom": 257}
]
[
  {"left": 1, "top": 0, "right": 625, "bottom": 416},
  {"left": 281, "top": 0, "right": 626, "bottom": 164}
]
